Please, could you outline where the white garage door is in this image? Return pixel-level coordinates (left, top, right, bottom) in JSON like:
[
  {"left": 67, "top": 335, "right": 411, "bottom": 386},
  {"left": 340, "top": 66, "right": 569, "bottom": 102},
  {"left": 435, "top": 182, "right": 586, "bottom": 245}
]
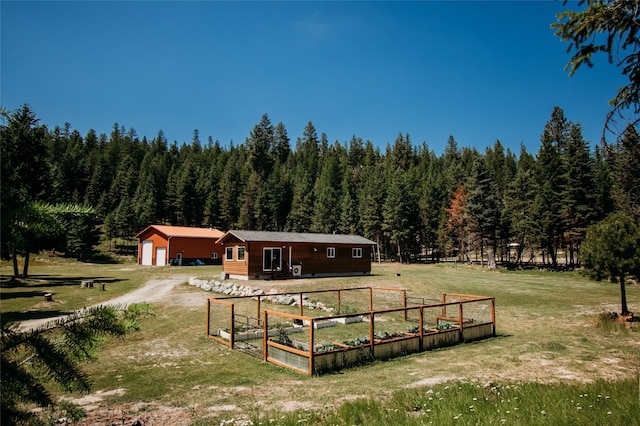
[
  {"left": 141, "top": 241, "right": 153, "bottom": 265},
  {"left": 155, "top": 247, "right": 167, "bottom": 266}
]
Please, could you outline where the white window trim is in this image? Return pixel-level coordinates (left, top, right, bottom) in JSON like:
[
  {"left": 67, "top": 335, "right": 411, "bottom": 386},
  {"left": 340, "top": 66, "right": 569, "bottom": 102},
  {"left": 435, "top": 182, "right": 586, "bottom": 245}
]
[
  {"left": 211, "top": 252, "right": 218, "bottom": 259},
  {"left": 327, "top": 247, "right": 336, "bottom": 258},
  {"left": 263, "top": 247, "right": 282, "bottom": 271},
  {"left": 237, "top": 246, "right": 246, "bottom": 261},
  {"left": 225, "top": 247, "right": 234, "bottom": 261},
  {"left": 352, "top": 247, "right": 363, "bottom": 258}
]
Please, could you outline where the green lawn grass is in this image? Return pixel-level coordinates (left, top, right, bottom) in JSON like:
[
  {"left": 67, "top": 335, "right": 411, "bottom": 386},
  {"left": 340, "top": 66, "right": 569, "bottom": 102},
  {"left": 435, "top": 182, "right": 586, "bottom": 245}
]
[
  {"left": 2, "top": 260, "right": 639, "bottom": 424},
  {"left": 259, "top": 379, "right": 640, "bottom": 426}
]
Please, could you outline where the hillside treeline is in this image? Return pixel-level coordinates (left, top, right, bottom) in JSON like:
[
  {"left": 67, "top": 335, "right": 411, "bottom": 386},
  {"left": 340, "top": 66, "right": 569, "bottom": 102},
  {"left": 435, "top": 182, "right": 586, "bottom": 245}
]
[{"left": 2, "top": 104, "right": 639, "bottom": 266}]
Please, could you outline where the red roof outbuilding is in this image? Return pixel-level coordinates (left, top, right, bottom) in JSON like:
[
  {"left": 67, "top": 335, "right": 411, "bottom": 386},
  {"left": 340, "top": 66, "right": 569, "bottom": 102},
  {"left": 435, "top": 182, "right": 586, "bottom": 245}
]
[{"left": 135, "top": 225, "right": 225, "bottom": 266}]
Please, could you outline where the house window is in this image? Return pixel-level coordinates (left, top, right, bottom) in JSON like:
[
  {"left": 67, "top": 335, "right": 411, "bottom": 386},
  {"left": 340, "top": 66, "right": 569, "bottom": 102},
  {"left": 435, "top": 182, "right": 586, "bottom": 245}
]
[
  {"left": 226, "top": 247, "right": 233, "bottom": 261},
  {"left": 327, "top": 247, "right": 336, "bottom": 258},
  {"left": 352, "top": 247, "right": 363, "bottom": 258},
  {"left": 237, "top": 246, "right": 246, "bottom": 261},
  {"left": 263, "top": 248, "right": 282, "bottom": 271},
  {"left": 211, "top": 252, "right": 218, "bottom": 260}
]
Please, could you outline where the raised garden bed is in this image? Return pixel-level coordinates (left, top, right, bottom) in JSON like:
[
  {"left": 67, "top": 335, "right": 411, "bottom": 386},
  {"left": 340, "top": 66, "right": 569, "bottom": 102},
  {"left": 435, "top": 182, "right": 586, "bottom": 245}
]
[
  {"left": 335, "top": 315, "right": 363, "bottom": 324},
  {"left": 218, "top": 326, "right": 302, "bottom": 342},
  {"left": 301, "top": 319, "right": 338, "bottom": 329}
]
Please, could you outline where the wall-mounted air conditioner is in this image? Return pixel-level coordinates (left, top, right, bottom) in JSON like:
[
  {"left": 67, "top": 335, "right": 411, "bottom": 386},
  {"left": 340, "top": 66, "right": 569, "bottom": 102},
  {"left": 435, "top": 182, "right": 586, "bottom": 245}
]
[{"left": 292, "top": 264, "right": 302, "bottom": 278}]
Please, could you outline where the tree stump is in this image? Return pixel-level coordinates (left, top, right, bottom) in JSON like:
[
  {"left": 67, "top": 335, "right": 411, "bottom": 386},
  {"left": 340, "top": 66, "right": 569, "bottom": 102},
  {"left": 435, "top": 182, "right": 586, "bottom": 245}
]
[{"left": 44, "top": 293, "right": 53, "bottom": 302}]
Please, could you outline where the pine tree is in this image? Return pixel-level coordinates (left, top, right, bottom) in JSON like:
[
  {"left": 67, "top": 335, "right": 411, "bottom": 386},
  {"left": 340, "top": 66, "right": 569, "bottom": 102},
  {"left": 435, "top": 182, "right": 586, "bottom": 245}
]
[
  {"left": 339, "top": 171, "right": 360, "bottom": 235},
  {"left": 581, "top": 212, "right": 640, "bottom": 315},
  {"left": 441, "top": 135, "right": 465, "bottom": 196},
  {"left": 466, "top": 157, "right": 500, "bottom": 267},
  {"left": 608, "top": 124, "right": 640, "bottom": 218},
  {"left": 532, "top": 107, "right": 568, "bottom": 267},
  {"left": 286, "top": 122, "right": 320, "bottom": 232},
  {"left": 386, "top": 133, "right": 415, "bottom": 172},
  {"left": 2, "top": 202, "right": 96, "bottom": 277},
  {"left": 311, "top": 149, "right": 342, "bottom": 233},
  {"left": 444, "top": 184, "right": 471, "bottom": 262},
  {"left": 239, "top": 171, "right": 264, "bottom": 230},
  {"left": 218, "top": 151, "right": 243, "bottom": 229},
  {"left": 84, "top": 155, "right": 111, "bottom": 220},
  {"left": 272, "top": 122, "right": 291, "bottom": 164},
  {"left": 1, "top": 304, "right": 152, "bottom": 424},
  {"left": 65, "top": 211, "right": 100, "bottom": 260},
  {"left": 175, "top": 157, "right": 204, "bottom": 226},
  {"left": 419, "top": 158, "right": 447, "bottom": 262},
  {"left": 382, "top": 169, "right": 419, "bottom": 262},
  {"left": 297, "top": 121, "right": 320, "bottom": 180},
  {"left": 592, "top": 146, "right": 614, "bottom": 221},
  {"left": 247, "top": 113, "right": 275, "bottom": 179},
  {"left": 553, "top": 1, "right": 640, "bottom": 142},
  {"left": 0, "top": 105, "right": 49, "bottom": 209},
  {"left": 504, "top": 144, "right": 537, "bottom": 265},
  {"left": 484, "top": 141, "right": 517, "bottom": 261},
  {"left": 561, "top": 123, "right": 597, "bottom": 265},
  {"left": 163, "top": 162, "right": 180, "bottom": 226},
  {"left": 359, "top": 162, "right": 385, "bottom": 258},
  {"left": 265, "top": 165, "right": 291, "bottom": 231},
  {"left": 286, "top": 170, "right": 315, "bottom": 233},
  {"left": 132, "top": 139, "right": 169, "bottom": 227},
  {"left": 202, "top": 142, "right": 226, "bottom": 228},
  {"left": 133, "top": 171, "right": 161, "bottom": 228},
  {"left": 104, "top": 155, "right": 139, "bottom": 240}
]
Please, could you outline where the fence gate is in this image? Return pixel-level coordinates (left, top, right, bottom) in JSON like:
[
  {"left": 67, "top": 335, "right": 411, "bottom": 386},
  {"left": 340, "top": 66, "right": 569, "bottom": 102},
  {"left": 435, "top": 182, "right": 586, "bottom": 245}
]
[{"left": 232, "top": 313, "right": 263, "bottom": 358}]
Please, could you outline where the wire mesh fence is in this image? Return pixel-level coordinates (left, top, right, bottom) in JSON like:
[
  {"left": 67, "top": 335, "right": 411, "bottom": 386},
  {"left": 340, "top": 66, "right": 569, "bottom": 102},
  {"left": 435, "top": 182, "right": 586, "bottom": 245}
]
[{"left": 207, "top": 287, "right": 495, "bottom": 375}]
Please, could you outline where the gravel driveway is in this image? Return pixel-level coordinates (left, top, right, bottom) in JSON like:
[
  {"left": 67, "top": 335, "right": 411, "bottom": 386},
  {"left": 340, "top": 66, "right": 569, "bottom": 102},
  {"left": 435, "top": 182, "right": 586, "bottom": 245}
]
[{"left": 17, "top": 275, "right": 192, "bottom": 332}]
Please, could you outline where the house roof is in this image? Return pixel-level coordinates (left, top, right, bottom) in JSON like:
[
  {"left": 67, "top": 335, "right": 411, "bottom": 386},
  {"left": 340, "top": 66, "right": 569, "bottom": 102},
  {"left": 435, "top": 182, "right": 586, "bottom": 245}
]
[
  {"left": 217, "top": 230, "right": 376, "bottom": 245},
  {"left": 135, "top": 225, "right": 225, "bottom": 240}
]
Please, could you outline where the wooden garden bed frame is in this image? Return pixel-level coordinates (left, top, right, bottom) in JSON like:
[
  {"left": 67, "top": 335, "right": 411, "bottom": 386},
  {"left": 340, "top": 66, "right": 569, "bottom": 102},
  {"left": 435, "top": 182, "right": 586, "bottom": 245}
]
[{"left": 207, "top": 288, "right": 495, "bottom": 375}]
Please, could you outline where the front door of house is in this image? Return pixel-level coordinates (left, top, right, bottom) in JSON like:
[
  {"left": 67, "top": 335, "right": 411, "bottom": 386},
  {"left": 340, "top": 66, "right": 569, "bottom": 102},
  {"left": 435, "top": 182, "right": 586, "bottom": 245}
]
[
  {"left": 176, "top": 252, "right": 183, "bottom": 266},
  {"left": 263, "top": 248, "right": 282, "bottom": 271}
]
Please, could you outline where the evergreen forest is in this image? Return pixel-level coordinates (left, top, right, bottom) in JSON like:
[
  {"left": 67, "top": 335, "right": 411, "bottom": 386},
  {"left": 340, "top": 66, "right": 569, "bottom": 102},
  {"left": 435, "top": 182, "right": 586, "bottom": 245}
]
[{"left": 2, "top": 104, "right": 639, "bottom": 268}]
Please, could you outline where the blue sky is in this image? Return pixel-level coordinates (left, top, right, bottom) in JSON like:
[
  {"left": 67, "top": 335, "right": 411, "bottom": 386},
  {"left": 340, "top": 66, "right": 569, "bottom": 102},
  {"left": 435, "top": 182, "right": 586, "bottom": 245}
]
[{"left": 1, "top": 1, "right": 624, "bottom": 155}]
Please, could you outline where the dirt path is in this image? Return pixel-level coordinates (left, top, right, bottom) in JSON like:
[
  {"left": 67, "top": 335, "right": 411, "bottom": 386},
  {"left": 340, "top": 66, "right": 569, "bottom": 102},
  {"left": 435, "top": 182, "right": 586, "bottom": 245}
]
[{"left": 18, "top": 275, "right": 192, "bottom": 332}]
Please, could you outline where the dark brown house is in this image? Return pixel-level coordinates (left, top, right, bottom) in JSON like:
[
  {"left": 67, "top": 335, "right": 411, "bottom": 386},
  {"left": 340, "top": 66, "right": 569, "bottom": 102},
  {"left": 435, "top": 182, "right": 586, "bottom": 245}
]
[{"left": 216, "top": 230, "right": 376, "bottom": 280}]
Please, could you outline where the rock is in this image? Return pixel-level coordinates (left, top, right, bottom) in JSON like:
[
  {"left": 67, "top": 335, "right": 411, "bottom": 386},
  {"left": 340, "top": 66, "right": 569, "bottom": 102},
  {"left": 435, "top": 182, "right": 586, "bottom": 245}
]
[
  {"left": 192, "top": 279, "right": 208, "bottom": 288},
  {"left": 280, "top": 296, "right": 294, "bottom": 305}
]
